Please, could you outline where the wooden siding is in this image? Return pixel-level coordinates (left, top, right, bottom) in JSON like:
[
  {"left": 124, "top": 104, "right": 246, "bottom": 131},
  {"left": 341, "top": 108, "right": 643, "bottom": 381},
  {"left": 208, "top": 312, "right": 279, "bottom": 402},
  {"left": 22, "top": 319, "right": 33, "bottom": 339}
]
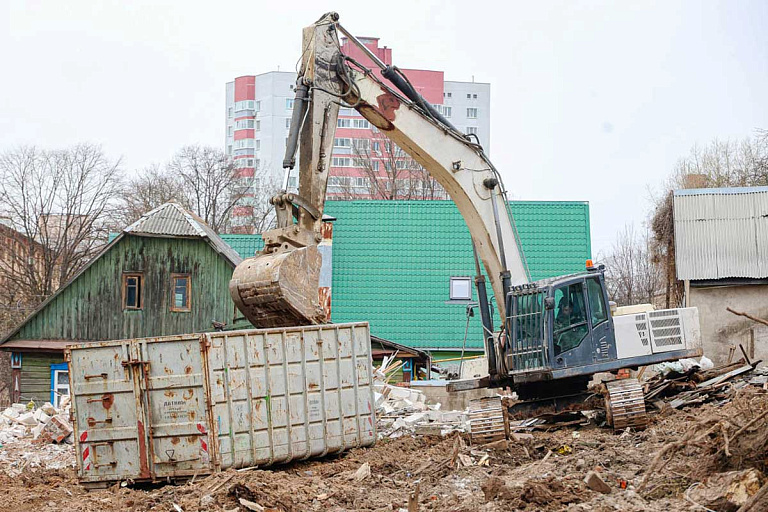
[
  {"left": 10, "top": 235, "right": 237, "bottom": 342},
  {"left": 19, "top": 352, "right": 64, "bottom": 404}
]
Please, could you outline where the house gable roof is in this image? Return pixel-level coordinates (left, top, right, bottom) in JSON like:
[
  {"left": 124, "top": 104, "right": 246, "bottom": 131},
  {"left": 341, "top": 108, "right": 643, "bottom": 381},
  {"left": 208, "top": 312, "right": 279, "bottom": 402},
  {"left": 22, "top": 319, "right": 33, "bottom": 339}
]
[
  {"left": 1, "top": 203, "right": 241, "bottom": 346},
  {"left": 125, "top": 203, "right": 242, "bottom": 266}
]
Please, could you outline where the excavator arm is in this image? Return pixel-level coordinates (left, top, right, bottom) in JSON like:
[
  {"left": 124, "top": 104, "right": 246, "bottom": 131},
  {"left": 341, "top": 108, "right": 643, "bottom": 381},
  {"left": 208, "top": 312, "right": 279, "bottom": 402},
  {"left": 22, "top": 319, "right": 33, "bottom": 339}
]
[{"left": 230, "top": 13, "right": 529, "bottom": 373}]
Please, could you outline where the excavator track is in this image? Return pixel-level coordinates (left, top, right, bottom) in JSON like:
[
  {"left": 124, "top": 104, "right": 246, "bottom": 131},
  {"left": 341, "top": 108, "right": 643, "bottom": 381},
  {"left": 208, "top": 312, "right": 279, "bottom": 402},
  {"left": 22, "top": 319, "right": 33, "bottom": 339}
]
[
  {"left": 604, "top": 378, "right": 648, "bottom": 430},
  {"left": 468, "top": 396, "right": 508, "bottom": 444}
]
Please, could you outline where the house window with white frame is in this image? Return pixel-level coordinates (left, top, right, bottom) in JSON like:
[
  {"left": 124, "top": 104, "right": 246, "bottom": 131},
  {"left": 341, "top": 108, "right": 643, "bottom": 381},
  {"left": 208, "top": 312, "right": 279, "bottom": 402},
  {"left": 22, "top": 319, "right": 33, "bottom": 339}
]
[
  {"left": 449, "top": 276, "right": 472, "bottom": 301},
  {"left": 467, "top": 108, "right": 478, "bottom": 119}
]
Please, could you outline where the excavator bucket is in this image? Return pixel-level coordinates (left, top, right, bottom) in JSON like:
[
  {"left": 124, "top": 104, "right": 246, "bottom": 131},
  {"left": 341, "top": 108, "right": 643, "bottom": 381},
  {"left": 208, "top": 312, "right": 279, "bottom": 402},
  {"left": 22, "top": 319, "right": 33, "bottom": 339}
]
[{"left": 229, "top": 246, "right": 327, "bottom": 328}]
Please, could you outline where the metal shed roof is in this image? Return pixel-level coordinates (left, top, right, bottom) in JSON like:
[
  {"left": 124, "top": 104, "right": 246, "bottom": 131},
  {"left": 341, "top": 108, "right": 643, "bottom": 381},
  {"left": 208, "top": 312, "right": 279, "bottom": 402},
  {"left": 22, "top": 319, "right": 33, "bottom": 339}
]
[
  {"left": 125, "top": 203, "right": 242, "bottom": 266},
  {"left": 674, "top": 186, "right": 768, "bottom": 280}
]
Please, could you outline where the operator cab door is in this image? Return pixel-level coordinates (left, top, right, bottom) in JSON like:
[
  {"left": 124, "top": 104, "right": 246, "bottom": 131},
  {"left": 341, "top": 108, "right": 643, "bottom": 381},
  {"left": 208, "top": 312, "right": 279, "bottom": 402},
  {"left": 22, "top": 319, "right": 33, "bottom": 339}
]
[
  {"left": 585, "top": 276, "right": 616, "bottom": 362},
  {"left": 551, "top": 279, "right": 593, "bottom": 368}
]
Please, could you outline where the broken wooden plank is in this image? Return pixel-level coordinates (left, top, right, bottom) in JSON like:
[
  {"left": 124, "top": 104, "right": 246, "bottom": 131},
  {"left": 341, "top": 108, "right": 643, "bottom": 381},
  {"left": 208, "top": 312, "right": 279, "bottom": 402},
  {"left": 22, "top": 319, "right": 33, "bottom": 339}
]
[{"left": 697, "top": 365, "right": 753, "bottom": 388}]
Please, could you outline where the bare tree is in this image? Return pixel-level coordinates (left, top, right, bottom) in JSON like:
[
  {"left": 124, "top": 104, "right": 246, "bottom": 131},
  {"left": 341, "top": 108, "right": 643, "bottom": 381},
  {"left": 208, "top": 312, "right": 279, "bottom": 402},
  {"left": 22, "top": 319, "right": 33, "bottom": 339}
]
[
  {"left": 230, "top": 164, "right": 282, "bottom": 234},
  {"left": 0, "top": 144, "right": 122, "bottom": 304},
  {"left": 603, "top": 224, "right": 664, "bottom": 307},
  {"left": 332, "top": 132, "right": 447, "bottom": 200},
  {"left": 167, "top": 145, "right": 242, "bottom": 232},
  {"left": 115, "top": 164, "right": 189, "bottom": 228}
]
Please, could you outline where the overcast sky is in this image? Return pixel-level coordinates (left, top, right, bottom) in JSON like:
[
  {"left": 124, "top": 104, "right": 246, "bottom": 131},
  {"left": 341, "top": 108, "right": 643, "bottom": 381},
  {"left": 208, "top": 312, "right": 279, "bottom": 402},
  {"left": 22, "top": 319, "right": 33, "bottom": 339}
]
[{"left": 1, "top": 0, "right": 766, "bottom": 256}]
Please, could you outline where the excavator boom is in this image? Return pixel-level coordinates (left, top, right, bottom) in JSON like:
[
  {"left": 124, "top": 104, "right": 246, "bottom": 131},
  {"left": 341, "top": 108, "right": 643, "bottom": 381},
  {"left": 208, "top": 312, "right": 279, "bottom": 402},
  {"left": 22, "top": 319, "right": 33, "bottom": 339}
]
[{"left": 230, "top": 13, "right": 528, "bottom": 346}]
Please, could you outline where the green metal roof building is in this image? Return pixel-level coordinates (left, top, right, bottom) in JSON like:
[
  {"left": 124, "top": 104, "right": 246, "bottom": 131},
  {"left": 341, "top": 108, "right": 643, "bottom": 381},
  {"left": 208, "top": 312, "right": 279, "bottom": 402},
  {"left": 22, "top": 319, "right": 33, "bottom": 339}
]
[{"left": 223, "top": 200, "right": 591, "bottom": 352}]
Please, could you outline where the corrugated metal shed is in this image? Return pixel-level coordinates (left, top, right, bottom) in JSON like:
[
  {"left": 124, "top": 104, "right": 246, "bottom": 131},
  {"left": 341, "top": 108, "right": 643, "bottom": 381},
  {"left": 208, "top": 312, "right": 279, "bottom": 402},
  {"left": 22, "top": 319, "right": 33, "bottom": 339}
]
[
  {"left": 674, "top": 187, "right": 768, "bottom": 280},
  {"left": 126, "top": 203, "right": 242, "bottom": 266}
]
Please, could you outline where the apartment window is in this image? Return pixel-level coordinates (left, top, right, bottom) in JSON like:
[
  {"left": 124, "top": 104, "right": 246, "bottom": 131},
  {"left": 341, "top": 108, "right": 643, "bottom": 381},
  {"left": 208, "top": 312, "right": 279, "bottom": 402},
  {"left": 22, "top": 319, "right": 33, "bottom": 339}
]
[
  {"left": 235, "top": 139, "right": 255, "bottom": 149},
  {"left": 170, "top": 274, "right": 191, "bottom": 312},
  {"left": 285, "top": 137, "right": 289, "bottom": 148},
  {"left": 339, "top": 107, "right": 355, "bottom": 116},
  {"left": 372, "top": 161, "right": 379, "bottom": 171},
  {"left": 332, "top": 157, "right": 352, "bottom": 167},
  {"left": 372, "top": 141, "right": 380, "bottom": 153},
  {"left": 286, "top": 98, "right": 294, "bottom": 110},
  {"left": 352, "top": 119, "right": 370, "bottom": 129},
  {"left": 235, "top": 119, "right": 256, "bottom": 130},
  {"left": 227, "top": 145, "right": 232, "bottom": 156},
  {"left": 334, "top": 137, "right": 352, "bottom": 148},
  {"left": 285, "top": 118, "right": 291, "bottom": 129},
  {"left": 123, "top": 273, "right": 143, "bottom": 310},
  {"left": 228, "top": 107, "right": 233, "bottom": 118},
  {"left": 467, "top": 93, "right": 471, "bottom": 99},
  {"left": 353, "top": 158, "right": 366, "bottom": 167},
  {"left": 256, "top": 140, "right": 261, "bottom": 151},
  {"left": 384, "top": 161, "right": 392, "bottom": 171},
  {"left": 447, "top": 92, "right": 452, "bottom": 98},
  {"left": 227, "top": 126, "right": 233, "bottom": 136},
  {"left": 352, "top": 138, "right": 370, "bottom": 151},
  {"left": 337, "top": 118, "right": 351, "bottom": 128},
  {"left": 467, "top": 108, "right": 478, "bottom": 119},
  {"left": 449, "top": 276, "right": 472, "bottom": 301},
  {"left": 437, "top": 105, "right": 452, "bottom": 118},
  {"left": 256, "top": 120, "right": 261, "bottom": 131},
  {"left": 473, "top": 94, "right": 477, "bottom": 99},
  {"left": 255, "top": 100, "right": 261, "bottom": 111},
  {"left": 466, "top": 127, "right": 478, "bottom": 135}
]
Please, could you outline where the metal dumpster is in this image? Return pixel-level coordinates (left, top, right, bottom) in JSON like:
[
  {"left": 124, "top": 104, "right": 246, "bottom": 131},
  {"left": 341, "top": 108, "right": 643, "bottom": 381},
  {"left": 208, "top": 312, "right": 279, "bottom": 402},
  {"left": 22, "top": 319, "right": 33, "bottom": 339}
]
[{"left": 66, "top": 322, "right": 375, "bottom": 487}]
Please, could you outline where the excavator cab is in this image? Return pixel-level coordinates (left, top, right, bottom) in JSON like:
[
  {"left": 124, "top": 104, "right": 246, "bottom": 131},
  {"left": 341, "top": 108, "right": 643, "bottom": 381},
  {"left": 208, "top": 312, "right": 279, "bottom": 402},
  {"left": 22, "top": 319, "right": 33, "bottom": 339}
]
[{"left": 504, "top": 264, "right": 616, "bottom": 382}]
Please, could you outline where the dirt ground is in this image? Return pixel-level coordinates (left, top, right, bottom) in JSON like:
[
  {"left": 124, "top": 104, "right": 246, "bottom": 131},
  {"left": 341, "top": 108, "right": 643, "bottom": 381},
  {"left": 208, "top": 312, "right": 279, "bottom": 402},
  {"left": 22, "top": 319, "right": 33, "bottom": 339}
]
[{"left": 0, "top": 387, "right": 766, "bottom": 512}]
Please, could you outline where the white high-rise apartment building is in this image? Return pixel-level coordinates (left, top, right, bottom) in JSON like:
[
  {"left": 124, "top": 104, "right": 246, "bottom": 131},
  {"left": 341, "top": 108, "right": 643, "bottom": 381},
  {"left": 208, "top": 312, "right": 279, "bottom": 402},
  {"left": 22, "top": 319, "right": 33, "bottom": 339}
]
[{"left": 224, "top": 39, "right": 490, "bottom": 232}]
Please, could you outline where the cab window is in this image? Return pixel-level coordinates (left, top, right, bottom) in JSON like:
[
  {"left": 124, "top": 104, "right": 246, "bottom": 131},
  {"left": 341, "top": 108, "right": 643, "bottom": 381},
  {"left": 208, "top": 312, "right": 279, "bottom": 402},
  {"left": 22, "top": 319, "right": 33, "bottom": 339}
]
[
  {"left": 586, "top": 277, "right": 608, "bottom": 327},
  {"left": 553, "top": 282, "right": 588, "bottom": 355}
]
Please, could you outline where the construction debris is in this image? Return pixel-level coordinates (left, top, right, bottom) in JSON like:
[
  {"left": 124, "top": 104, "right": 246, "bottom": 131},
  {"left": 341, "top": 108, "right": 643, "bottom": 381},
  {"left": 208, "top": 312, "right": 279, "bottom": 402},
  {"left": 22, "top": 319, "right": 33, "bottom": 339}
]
[
  {"left": 373, "top": 359, "right": 470, "bottom": 438},
  {"left": 584, "top": 470, "right": 612, "bottom": 494}
]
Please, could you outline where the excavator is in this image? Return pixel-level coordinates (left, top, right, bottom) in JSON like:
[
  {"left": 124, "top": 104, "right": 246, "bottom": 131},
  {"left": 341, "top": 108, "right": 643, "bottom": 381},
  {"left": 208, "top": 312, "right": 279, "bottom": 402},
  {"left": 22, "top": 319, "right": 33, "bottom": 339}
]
[{"left": 229, "top": 12, "right": 703, "bottom": 432}]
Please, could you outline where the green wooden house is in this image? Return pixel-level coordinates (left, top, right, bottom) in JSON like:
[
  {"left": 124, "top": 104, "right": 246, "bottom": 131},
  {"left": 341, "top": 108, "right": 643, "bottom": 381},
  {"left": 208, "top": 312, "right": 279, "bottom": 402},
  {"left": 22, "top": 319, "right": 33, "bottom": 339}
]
[{"left": 0, "top": 203, "right": 242, "bottom": 405}]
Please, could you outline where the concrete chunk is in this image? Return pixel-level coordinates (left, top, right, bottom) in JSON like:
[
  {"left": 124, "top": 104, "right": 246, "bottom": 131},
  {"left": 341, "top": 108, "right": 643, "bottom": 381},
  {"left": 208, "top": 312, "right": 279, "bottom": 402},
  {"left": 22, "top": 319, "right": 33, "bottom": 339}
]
[{"left": 584, "top": 471, "right": 612, "bottom": 494}]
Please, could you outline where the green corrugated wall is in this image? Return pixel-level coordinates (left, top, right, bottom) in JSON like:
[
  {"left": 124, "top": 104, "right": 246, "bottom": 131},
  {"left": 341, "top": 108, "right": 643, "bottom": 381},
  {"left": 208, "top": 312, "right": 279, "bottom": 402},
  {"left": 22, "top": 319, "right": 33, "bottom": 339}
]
[{"left": 323, "top": 200, "right": 591, "bottom": 350}]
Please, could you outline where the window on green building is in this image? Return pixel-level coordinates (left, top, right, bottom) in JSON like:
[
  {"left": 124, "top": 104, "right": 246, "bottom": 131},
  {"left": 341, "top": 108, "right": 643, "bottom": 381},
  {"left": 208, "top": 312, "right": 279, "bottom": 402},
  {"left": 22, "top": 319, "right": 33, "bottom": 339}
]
[
  {"left": 123, "top": 273, "right": 143, "bottom": 310},
  {"left": 171, "top": 274, "right": 191, "bottom": 312}
]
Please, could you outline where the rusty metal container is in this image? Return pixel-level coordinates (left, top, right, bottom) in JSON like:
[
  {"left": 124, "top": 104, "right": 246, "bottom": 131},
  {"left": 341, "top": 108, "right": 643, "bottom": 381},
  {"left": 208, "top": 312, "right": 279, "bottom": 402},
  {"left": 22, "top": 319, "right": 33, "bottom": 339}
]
[{"left": 66, "top": 322, "right": 375, "bottom": 487}]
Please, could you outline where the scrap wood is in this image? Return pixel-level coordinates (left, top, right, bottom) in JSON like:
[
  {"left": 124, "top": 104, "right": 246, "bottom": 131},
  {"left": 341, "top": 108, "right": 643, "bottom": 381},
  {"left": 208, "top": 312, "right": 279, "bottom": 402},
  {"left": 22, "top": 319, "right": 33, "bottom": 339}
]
[
  {"left": 697, "top": 364, "right": 754, "bottom": 388},
  {"left": 407, "top": 482, "right": 420, "bottom": 512}
]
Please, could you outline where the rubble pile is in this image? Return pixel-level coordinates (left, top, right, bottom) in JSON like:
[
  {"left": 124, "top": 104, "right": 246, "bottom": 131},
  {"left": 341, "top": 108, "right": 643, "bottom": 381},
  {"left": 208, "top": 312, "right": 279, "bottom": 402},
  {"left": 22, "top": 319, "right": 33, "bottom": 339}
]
[
  {"left": 372, "top": 361, "right": 469, "bottom": 438},
  {"left": 1, "top": 397, "right": 73, "bottom": 445},
  {"left": 0, "top": 398, "right": 75, "bottom": 477},
  {"left": 644, "top": 356, "right": 767, "bottom": 410}
]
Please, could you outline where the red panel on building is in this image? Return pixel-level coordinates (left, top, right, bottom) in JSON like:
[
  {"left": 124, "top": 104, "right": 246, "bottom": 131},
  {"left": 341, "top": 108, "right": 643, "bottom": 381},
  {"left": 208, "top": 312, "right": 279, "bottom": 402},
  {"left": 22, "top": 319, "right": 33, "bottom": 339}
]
[
  {"left": 234, "top": 129, "right": 255, "bottom": 140},
  {"left": 399, "top": 69, "right": 444, "bottom": 105},
  {"left": 234, "top": 76, "right": 255, "bottom": 102}
]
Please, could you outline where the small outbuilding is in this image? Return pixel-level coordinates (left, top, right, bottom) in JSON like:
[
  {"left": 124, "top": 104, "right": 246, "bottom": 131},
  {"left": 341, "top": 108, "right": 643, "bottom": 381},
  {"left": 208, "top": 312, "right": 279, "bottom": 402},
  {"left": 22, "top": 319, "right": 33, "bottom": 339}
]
[{"left": 674, "top": 186, "right": 768, "bottom": 363}]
